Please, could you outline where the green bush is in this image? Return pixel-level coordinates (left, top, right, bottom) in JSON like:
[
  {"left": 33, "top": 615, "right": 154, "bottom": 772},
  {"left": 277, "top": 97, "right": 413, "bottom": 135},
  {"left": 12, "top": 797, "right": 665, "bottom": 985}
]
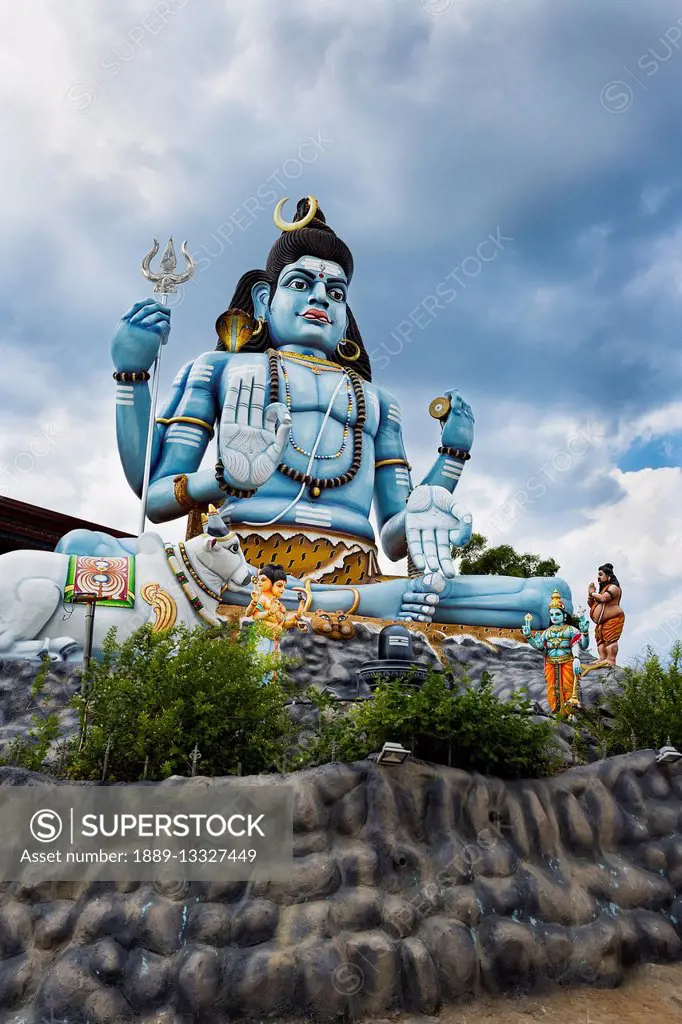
[
  {"left": 600, "top": 642, "right": 682, "bottom": 754},
  {"left": 67, "top": 622, "right": 296, "bottom": 782},
  {"left": 298, "top": 670, "right": 561, "bottom": 779}
]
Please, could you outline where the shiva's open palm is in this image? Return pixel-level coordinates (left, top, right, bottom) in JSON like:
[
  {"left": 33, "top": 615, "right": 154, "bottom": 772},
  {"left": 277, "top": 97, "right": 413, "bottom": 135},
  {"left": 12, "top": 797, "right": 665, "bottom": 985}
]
[
  {"left": 218, "top": 362, "right": 291, "bottom": 490},
  {"left": 406, "top": 485, "right": 473, "bottom": 578}
]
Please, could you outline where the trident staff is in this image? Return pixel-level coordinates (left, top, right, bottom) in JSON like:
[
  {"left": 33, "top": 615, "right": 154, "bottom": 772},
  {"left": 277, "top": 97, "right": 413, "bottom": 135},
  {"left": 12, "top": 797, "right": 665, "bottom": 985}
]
[{"left": 138, "top": 238, "right": 195, "bottom": 534}]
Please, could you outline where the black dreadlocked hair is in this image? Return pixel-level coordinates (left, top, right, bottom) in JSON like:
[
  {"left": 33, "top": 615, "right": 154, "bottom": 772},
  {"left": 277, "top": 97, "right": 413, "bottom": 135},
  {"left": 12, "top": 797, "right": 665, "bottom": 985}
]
[
  {"left": 215, "top": 198, "right": 372, "bottom": 381},
  {"left": 598, "top": 563, "right": 621, "bottom": 594}
]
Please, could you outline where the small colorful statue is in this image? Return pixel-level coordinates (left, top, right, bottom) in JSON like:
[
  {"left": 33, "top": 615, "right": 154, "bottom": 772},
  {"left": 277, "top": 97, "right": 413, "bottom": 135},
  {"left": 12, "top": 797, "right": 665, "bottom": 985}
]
[
  {"left": 585, "top": 562, "right": 624, "bottom": 671},
  {"left": 244, "top": 564, "right": 306, "bottom": 641},
  {"left": 522, "top": 590, "right": 590, "bottom": 717}
]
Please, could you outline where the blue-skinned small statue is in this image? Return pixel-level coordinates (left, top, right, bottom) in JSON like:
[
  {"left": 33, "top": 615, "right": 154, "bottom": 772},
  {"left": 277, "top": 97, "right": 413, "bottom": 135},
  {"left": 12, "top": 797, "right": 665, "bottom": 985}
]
[
  {"left": 59, "top": 196, "right": 572, "bottom": 630},
  {"left": 522, "top": 590, "right": 590, "bottom": 716}
]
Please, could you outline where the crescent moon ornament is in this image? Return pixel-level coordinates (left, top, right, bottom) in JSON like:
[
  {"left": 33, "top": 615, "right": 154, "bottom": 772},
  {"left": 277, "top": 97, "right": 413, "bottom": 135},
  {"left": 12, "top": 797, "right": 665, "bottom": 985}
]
[{"left": 274, "top": 195, "right": 319, "bottom": 232}]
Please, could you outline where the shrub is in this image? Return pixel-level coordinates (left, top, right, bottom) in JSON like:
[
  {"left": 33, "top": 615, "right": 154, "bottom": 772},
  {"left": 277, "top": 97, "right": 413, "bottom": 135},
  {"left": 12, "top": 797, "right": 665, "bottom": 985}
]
[
  {"left": 299, "top": 670, "right": 561, "bottom": 779},
  {"left": 601, "top": 642, "right": 682, "bottom": 754},
  {"left": 0, "top": 622, "right": 295, "bottom": 782}
]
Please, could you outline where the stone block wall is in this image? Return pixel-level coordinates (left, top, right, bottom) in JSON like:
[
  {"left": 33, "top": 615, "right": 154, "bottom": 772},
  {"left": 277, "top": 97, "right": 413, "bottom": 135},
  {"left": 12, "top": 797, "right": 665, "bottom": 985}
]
[{"left": 2, "top": 749, "right": 682, "bottom": 1022}]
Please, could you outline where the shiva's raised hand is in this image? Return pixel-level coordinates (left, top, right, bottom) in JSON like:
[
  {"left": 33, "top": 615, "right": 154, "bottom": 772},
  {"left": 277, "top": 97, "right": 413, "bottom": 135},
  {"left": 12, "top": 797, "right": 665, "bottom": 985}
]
[
  {"left": 406, "top": 484, "right": 473, "bottom": 578},
  {"left": 218, "top": 362, "right": 291, "bottom": 490}
]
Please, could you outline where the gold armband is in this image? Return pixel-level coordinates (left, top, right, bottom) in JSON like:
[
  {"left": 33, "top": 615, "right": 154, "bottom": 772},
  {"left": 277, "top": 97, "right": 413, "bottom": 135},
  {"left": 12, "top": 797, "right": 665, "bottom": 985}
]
[
  {"left": 157, "top": 415, "right": 215, "bottom": 438},
  {"left": 375, "top": 458, "right": 412, "bottom": 470}
]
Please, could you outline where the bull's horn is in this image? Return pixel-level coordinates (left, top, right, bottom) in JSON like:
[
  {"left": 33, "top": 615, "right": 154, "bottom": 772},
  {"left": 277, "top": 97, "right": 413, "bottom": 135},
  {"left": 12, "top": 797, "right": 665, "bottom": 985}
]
[{"left": 206, "top": 504, "right": 230, "bottom": 538}]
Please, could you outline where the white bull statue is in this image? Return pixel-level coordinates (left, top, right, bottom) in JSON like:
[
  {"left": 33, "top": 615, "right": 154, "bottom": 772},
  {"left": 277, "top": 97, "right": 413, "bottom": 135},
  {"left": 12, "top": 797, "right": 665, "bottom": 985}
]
[{"left": 0, "top": 510, "right": 251, "bottom": 662}]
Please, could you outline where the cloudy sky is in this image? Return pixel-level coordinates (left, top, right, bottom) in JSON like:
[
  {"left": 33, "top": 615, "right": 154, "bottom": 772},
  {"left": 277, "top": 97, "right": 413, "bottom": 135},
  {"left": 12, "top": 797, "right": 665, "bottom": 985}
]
[{"left": 1, "top": 0, "right": 681, "bottom": 663}]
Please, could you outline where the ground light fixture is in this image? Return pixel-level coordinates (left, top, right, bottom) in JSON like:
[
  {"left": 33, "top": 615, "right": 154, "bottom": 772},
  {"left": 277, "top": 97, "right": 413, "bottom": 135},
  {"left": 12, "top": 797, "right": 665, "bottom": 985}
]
[
  {"left": 376, "top": 741, "right": 411, "bottom": 765},
  {"left": 656, "top": 744, "right": 682, "bottom": 765}
]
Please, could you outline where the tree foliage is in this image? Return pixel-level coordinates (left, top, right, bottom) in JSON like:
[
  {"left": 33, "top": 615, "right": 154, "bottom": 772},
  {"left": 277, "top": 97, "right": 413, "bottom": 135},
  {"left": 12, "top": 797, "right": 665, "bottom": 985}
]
[
  {"left": 0, "top": 657, "right": 62, "bottom": 773},
  {"left": 455, "top": 532, "right": 560, "bottom": 578},
  {"left": 298, "top": 671, "right": 561, "bottom": 779}
]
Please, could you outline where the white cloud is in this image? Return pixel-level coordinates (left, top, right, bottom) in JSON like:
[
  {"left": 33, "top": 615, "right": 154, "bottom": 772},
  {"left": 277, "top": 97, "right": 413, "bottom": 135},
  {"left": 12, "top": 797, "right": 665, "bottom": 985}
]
[
  {"left": 615, "top": 400, "right": 682, "bottom": 451},
  {"left": 0, "top": 383, "right": 184, "bottom": 544},
  {"left": 624, "top": 225, "right": 682, "bottom": 302},
  {"left": 640, "top": 184, "right": 672, "bottom": 215},
  {"left": 1, "top": 0, "right": 682, "bottom": 675}
]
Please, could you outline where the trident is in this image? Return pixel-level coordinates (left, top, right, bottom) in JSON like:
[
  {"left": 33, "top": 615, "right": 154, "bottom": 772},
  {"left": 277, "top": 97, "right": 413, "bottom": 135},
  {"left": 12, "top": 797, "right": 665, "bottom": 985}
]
[{"left": 138, "top": 238, "right": 195, "bottom": 534}]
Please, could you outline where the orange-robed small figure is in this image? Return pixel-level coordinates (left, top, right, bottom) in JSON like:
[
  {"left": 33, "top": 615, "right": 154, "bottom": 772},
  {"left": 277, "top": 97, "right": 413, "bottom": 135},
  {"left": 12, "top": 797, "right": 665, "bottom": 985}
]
[
  {"left": 522, "top": 589, "right": 590, "bottom": 716},
  {"left": 586, "top": 562, "right": 625, "bottom": 669}
]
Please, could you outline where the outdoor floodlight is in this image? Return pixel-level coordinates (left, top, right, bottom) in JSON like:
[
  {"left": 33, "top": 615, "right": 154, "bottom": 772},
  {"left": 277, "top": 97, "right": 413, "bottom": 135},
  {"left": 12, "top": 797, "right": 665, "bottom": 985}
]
[
  {"left": 376, "top": 741, "right": 411, "bottom": 766},
  {"left": 656, "top": 745, "right": 682, "bottom": 765}
]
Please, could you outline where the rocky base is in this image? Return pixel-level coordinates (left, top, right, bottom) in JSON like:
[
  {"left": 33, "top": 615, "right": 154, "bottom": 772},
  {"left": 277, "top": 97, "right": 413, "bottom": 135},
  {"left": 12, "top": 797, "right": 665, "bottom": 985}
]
[
  {"left": 2, "top": 750, "right": 682, "bottom": 1022},
  {"left": 280, "top": 623, "right": 623, "bottom": 704},
  {"left": 0, "top": 632, "right": 623, "bottom": 766},
  {"left": 0, "top": 659, "right": 81, "bottom": 760}
]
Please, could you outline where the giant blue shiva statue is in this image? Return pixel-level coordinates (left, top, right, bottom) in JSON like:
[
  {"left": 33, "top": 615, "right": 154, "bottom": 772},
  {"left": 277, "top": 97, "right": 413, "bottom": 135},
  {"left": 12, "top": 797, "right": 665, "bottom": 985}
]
[{"left": 59, "top": 197, "right": 572, "bottom": 629}]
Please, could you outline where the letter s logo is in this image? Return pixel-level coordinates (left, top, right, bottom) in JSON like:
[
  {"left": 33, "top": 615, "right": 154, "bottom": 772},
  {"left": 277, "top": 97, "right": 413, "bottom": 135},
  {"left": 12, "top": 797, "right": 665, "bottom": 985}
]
[{"left": 30, "top": 809, "right": 63, "bottom": 843}]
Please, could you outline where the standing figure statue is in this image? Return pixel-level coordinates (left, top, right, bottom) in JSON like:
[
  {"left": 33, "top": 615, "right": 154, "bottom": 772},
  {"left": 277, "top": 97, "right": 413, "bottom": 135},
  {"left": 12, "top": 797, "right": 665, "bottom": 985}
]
[
  {"left": 585, "top": 563, "right": 624, "bottom": 671},
  {"left": 57, "top": 195, "right": 572, "bottom": 630},
  {"left": 522, "top": 590, "right": 590, "bottom": 717}
]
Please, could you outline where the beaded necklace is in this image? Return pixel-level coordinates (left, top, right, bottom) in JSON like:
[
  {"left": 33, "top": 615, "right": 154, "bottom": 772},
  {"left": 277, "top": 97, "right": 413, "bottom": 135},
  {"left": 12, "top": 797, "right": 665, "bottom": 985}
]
[
  {"left": 279, "top": 355, "right": 353, "bottom": 460},
  {"left": 164, "top": 543, "right": 224, "bottom": 627},
  {"left": 178, "top": 541, "right": 222, "bottom": 601},
  {"left": 267, "top": 349, "right": 366, "bottom": 499}
]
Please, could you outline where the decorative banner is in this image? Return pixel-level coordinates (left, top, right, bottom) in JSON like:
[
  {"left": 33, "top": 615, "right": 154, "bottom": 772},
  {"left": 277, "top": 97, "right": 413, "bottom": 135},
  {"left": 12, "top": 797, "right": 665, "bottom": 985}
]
[{"left": 64, "top": 556, "right": 136, "bottom": 608}]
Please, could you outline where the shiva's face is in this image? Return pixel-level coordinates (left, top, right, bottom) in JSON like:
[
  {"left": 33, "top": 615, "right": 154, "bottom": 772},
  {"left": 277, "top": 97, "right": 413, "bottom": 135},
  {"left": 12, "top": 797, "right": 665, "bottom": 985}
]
[
  {"left": 549, "top": 607, "right": 565, "bottom": 626},
  {"left": 253, "top": 256, "right": 348, "bottom": 355}
]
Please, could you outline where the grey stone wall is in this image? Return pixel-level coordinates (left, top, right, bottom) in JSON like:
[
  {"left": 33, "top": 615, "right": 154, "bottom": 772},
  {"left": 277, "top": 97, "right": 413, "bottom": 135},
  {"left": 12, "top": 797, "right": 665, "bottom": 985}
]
[
  {"left": 0, "top": 659, "right": 81, "bottom": 758},
  {"left": 2, "top": 750, "right": 682, "bottom": 1022}
]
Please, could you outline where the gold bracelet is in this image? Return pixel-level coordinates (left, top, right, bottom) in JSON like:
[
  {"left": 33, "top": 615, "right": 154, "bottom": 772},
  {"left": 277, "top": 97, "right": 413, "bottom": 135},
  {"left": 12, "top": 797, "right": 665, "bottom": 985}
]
[
  {"left": 113, "top": 370, "right": 150, "bottom": 383},
  {"left": 173, "top": 474, "right": 206, "bottom": 512}
]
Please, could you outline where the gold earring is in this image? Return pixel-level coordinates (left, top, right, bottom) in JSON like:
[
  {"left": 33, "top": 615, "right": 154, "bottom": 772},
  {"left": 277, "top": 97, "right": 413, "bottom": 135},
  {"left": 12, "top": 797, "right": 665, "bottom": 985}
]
[
  {"left": 252, "top": 316, "right": 265, "bottom": 338},
  {"left": 336, "top": 338, "right": 361, "bottom": 362}
]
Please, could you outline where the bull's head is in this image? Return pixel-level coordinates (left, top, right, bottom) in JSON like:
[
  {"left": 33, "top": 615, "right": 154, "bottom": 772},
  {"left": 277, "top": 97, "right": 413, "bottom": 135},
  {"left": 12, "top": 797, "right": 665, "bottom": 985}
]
[
  {"left": 195, "top": 533, "right": 251, "bottom": 590},
  {"left": 187, "top": 506, "right": 252, "bottom": 590}
]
